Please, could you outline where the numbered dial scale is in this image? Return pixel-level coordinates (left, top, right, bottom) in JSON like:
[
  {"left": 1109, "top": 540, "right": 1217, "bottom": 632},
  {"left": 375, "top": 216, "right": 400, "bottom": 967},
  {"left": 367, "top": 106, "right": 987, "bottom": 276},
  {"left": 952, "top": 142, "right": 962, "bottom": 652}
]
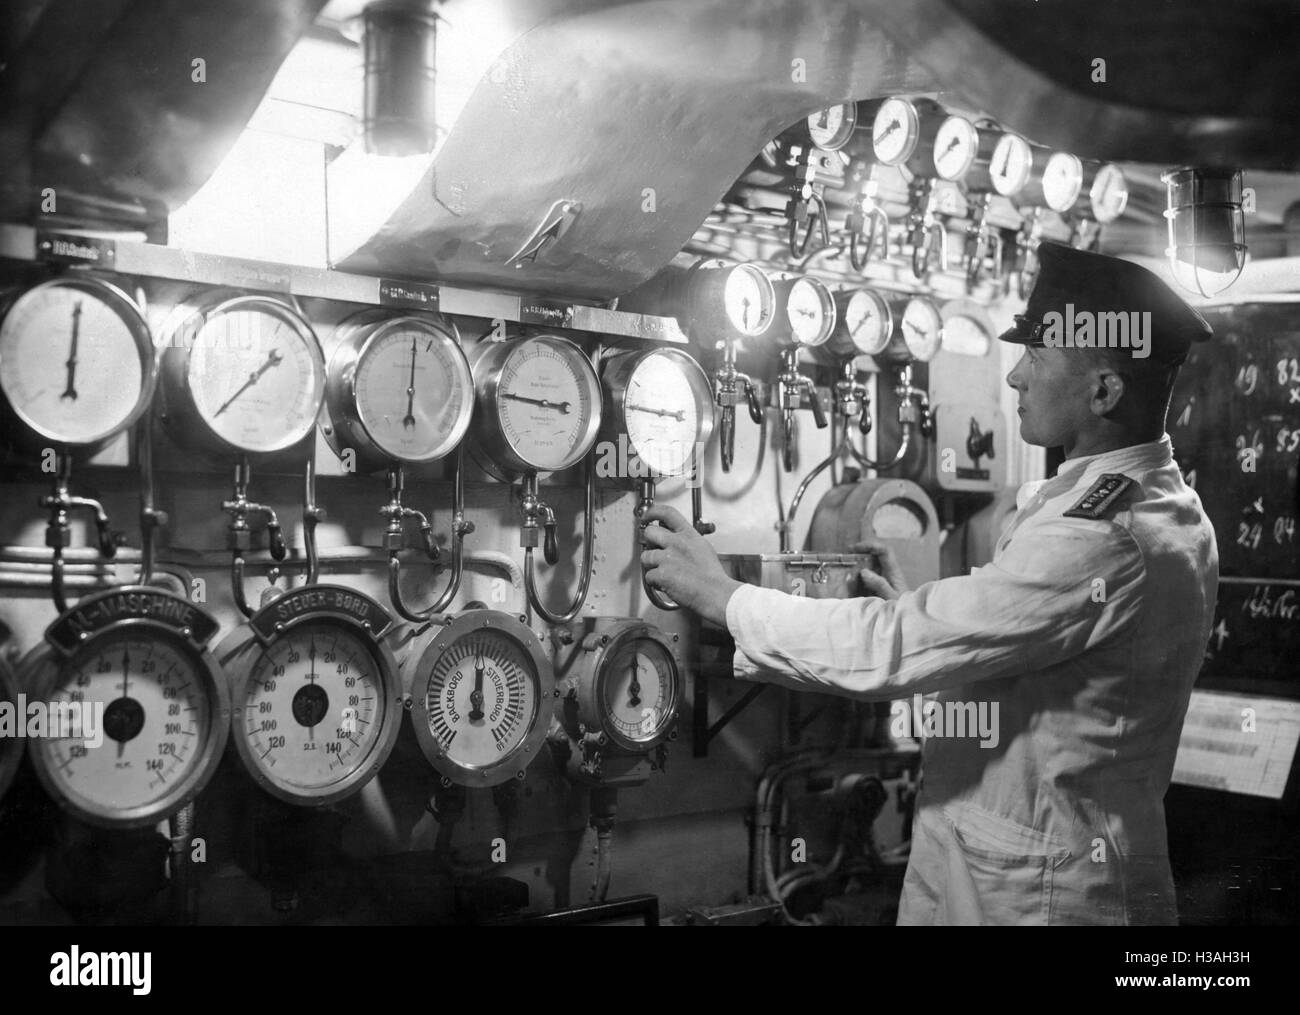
[
  {"left": 17, "top": 587, "right": 230, "bottom": 829},
  {"left": 0, "top": 658, "right": 23, "bottom": 803},
  {"left": 325, "top": 312, "right": 475, "bottom": 472},
  {"left": 601, "top": 348, "right": 716, "bottom": 478},
  {"left": 216, "top": 586, "right": 403, "bottom": 806},
  {"left": 468, "top": 334, "right": 602, "bottom": 478},
  {"left": 568, "top": 621, "right": 682, "bottom": 753},
  {"left": 0, "top": 277, "right": 157, "bottom": 451},
  {"left": 407, "top": 610, "right": 554, "bottom": 786},
  {"left": 159, "top": 293, "right": 326, "bottom": 455}
]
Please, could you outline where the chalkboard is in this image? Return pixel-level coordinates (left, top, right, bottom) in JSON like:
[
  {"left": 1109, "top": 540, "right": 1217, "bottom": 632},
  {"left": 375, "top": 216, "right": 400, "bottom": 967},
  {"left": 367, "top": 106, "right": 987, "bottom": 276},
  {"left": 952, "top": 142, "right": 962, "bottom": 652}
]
[{"left": 1169, "top": 301, "right": 1300, "bottom": 693}]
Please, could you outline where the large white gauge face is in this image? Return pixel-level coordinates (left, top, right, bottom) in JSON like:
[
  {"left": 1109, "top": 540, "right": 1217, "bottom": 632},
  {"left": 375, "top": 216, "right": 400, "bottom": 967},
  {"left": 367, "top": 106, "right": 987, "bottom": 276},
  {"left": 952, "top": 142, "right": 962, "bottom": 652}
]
[
  {"left": 622, "top": 350, "right": 712, "bottom": 477},
  {"left": 940, "top": 314, "right": 992, "bottom": 358},
  {"left": 354, "top": 322, "right": 473, "bottom": 463},
  {"left": 185, "top": 301, "right": 325, "bottom": 453},
  {"left": 494, "top": 337, "right": 600, "bottom": 472},
  {"left": 0, "top": 280, "right": 150, "bottom": 446},
  {"left": 871, "top": 501, "right": 926, "bottom": 540},
  {"left": 806, "top": 102, "right": 857, "bottom": 151},
  {"left": 932, "top": 115, "right": 979, "bottom": 181},
  {"left": 420, "top": 629, "right": 539, "bottom": 771},
  {"left": 236, "top": 622, "right": 391, "bottom": 799},
  {"left": 1043, "top": 152, "right": 1084, "bottom": 212},
  {"left": 784, "top": 276, "right": 836, "bottom": 347},
  {"left": 31, "top": 634, "right": 214, "bottom": 820},
  {"left": 900, "top": 297, "right": 944, "bottom": 361},
  {"left": 872, "top": 97, "right": 920, "bottom": 166},
  {"left": 990, "top": 133, "right": 1033, "bottom": 196},
  {"left": 841, "top": 290, "right": 893, "bottom": 355},
  {"left": 1089, "top": 163, "right": 1129, "bottom": 223},
  {"left": 599, "top": 638, "right": 678, "bottom": 749},
  {"left": 721, "top": 264, "right": 775, "bottom": 337}
]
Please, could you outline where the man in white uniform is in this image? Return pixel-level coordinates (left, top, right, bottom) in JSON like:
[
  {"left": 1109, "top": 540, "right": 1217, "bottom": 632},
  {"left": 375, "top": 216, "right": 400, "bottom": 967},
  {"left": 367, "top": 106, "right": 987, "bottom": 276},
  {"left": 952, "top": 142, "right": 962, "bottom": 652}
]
[{"left": 641, "top": 242, "right": 1219, "bottom": 925}]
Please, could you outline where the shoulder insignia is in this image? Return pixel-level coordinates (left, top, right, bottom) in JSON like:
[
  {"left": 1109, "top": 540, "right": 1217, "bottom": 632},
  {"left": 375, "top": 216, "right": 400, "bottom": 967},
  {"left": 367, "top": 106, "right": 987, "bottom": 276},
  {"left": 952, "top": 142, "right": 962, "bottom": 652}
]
[{"left": 1062, "top": 473, "right": 1135, "bottom": 519}]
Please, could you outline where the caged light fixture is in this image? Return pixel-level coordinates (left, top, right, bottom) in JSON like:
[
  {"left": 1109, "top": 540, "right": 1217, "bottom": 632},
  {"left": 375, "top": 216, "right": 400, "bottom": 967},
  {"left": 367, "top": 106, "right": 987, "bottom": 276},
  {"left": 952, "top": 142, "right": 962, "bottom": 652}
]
[{"left": 1161, "top": 167, "right": 1248, "bottom": 298}]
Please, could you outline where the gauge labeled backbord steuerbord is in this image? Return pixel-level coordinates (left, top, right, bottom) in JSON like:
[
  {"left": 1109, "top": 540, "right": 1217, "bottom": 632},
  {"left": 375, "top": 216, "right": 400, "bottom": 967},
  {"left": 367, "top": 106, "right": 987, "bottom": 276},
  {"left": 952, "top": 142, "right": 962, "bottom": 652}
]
[
  {"left": 158, "top": 292, "right": 326, "bottom": 456},
  {"left": 17, "top": 586, "right": 230, "bottom": 829},
  {"left": 325, "top": 311, "right": 475, "bottom": 473},
  {"left": 0, "top": 276, "right": 157, "bottom": 452},
  {"left": 601, "top": 347, "right": 716, "bottom": 479},
  {"left": 216, "top": 585, "right": 403, "bottom": 806}
]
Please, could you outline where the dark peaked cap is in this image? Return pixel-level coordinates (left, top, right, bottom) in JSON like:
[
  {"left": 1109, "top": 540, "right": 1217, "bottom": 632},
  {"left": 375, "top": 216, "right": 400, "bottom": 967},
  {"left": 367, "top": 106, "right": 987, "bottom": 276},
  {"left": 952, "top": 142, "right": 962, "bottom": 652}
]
[{"left": 998, "top": 242, "right": 1213, "bottom": 367}]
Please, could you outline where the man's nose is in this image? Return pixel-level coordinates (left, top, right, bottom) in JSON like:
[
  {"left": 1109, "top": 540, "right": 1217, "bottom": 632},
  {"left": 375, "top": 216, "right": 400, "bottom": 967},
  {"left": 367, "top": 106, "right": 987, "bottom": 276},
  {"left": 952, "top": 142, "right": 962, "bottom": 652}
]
[{"left": 1005, "top": 349, "right": 1028, "bottom": 391}]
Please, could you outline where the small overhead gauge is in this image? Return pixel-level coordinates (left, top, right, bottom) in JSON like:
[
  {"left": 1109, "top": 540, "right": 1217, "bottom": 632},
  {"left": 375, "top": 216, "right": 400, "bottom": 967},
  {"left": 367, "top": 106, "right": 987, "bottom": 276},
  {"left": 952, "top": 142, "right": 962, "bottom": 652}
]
[
  {"left": 990, "top": 133, "right": 1034, "bottom": 197},
  {"left": 805, "top": 102, "right": 858, "bottom": 152},
  {"left": 566, "top": 620, "right": 682, "bottom": 753},
  {"left": 0, "top": 277, "right": 156, "bottom": 450},
  {"left": 602, "top": 348, "right": 715, "bottom": 478},
  {"left": 772, "top": 275, "right": 837, "bottom": 348},
  {"left": 1087, "top": 163, "right": 1129, "bottom": 223},
  {"left": 407, "top": 610, "right": 553, "bottom": 786},
  {"left": 325, "top": 312, "right": 474, "bottom": 472},
  {"left": 829, "top": 289, "right": 894, "bottom": 358},
  {"left": 469, "top": 334, "right": 602, "bottom": 479},
  {"left": 1043, "top": 152, "right": 1085, "bottom": 213},
  {"left": 18, "top": 586, "right": 230, "bottom": 829},
  {"left": 932, "top": 114, "right": 979, "bottom": 181},
  {"left": 159, "top": 293, "right": 326, "bottom": 455},
  {"left": 894, "top": 296, "right": 944, "bottom": 362},
  {"left": 871, "top": 97, "right": 921, "bottom": 166},
  {"left": 217, "top": 586, "right": 402, "bottom": 806},
  {"left": 0, "top": 659, "right": 22, "bottom": 803}
]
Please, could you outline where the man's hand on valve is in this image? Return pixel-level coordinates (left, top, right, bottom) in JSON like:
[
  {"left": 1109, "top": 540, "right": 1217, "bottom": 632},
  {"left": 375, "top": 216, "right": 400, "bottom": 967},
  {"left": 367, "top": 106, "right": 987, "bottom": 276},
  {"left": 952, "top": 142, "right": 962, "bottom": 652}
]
[
  {"left": 640, "top": 506, "right": 741, "bottom": 627},
  {"left": 853, "top": 539, "right": 909, "bottom": 601}
]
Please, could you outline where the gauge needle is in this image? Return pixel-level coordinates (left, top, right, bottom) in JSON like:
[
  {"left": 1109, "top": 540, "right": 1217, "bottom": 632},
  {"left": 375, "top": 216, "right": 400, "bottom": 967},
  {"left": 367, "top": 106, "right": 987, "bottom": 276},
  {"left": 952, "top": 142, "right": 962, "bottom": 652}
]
[
  {"left": 906, "top": 322, "right": 926, "bottom": 339},
  {"left": 627, "top": 658, "right": 641, "bottom": 709},
  {"left": 118, "top": 645, "right": 130, "bottom": 758},
  {"left": 741, "top": 296, "right": 751, "bottom": 330},
  {"left": 795, "top": 307, "right": 817, "bottom": 320},
  {"left": 626, "top": 403, "right": 685, "bottom": 421},
  {"left": 307, "top": 637, "right": 317, "bottom": 684},
  {"left": 61, "top": 300, "right": 82, "bottom": 401},
  {"left": 502, "top": 392, "right": 571, "bottom": 414},
  {"left": 874, "top": 119, "right": 899, "bottom": 147},
  {"left": 403, "top": 335, "right": 417, "bottom": 430},
  {"left": 938, "top": 138, "right": 960, "bottom": 163},
  {"left": 469, "top": 653, "right": 485, "bottom": 722},
  {"left": 214, "top": 348, "right": 283, "bottom": 417},
  {"left": 998, "top": 144, "right": 1012, "bottom": 175}
]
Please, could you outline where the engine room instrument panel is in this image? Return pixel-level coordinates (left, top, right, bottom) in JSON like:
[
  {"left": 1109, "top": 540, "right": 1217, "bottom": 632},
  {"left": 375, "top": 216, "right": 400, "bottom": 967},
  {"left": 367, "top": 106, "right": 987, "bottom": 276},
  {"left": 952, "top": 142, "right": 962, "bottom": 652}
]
[
  {"left": 407, "top": 610, "right": 554, "bottom": 787},
  {"left": 565, "top": 619, "right": 682, "bottom": 754},
  {"left": 601, "top": 347, "right": 716, "bottom": 478},
  {"left": 16, "top": 586, "right": 230, "bottom": 829},
  {"left": 324, "top": 311, "right": 475, "bottom": 472},
  {"left": 217, "top": 586, "right": 403, "bottom": 806},
  {"left": 468, "top": 333, "right": 602, "bottom": 479},
  {"left": 159, "top": 293, "right": 326, "bottom": 456},
  {"left": 0, "top": 277, "right": 157, "bottom": 450}
]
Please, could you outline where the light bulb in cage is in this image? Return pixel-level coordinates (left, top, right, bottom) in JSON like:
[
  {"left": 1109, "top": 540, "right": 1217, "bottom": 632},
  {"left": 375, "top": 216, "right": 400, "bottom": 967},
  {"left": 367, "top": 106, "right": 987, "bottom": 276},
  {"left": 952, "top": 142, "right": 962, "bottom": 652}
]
[{"left": 1161, "top": 167, "right": 1247, "bottom": 299}]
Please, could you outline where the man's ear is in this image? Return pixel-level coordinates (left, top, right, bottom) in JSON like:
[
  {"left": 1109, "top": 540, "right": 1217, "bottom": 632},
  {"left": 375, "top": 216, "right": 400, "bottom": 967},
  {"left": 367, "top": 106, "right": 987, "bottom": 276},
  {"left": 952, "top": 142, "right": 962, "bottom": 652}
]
[{"left": 1092, "top": 367, "right": 1126, "bottom": 416}]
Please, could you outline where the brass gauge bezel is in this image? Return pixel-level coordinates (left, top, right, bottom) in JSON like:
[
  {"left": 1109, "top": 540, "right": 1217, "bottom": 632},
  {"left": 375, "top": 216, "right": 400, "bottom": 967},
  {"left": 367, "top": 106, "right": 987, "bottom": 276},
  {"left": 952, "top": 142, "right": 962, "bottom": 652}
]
[
  {"left": 468, "top": 333, "right": 603, "bottom": 480},
  {"left": 216, "top": 585, "right": 404, "bottom": 807},
  {"left": 18, "top": 586, "right": 231, "bottom": 830},
  {"left": 600, "top": 347, "right": 716, "bottom": 480},
  {"left": 574, "top": 620, "right": 681, "bottom": 754},
  {"left": 158, "top": 291, "right": 326, "bottom": 456},
  {"left": 324, "top": 310, "right": 475, "bottom": 473},
  {"left": 0, "top": 275, "right": 158, "bottom": 452},
  {"left": 407, "top": 610, "right": 554, "bottom": 788}
]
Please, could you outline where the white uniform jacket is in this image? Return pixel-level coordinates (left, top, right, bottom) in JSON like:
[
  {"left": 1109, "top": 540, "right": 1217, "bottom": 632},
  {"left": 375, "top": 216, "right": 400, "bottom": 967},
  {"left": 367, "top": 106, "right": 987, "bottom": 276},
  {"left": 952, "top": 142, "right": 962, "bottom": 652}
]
[{"left": 725, "top": 436, "right": 1219, "bottom": 925}]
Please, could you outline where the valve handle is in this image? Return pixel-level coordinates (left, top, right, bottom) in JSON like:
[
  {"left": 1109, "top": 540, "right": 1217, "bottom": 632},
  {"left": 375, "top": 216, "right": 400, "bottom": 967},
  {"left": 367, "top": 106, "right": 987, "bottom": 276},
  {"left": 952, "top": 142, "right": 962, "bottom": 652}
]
[
  {"left": 267, "top": 522, "right": 287, "bottom": 561},
  {"left": 543, "top": 519, "right": 559, "bottom": 565},
  {"left": 720, "top": 405, "right": 736, "bottom": 473},
  {"left": 419, "top": 523, "right": 441, "bottom": 562},
  {"left": 694, "top": 518, "right": 716, "bottom": 536},
  {"left": 859, "top": 409, "right": 874, "bottom": 435},
  {"left": 808, "top": 386, "right": 828, "bottom": 429},
  {"left": 744, "top": 380, "right": 764, "bottom": 425},
  {"left": 97, "top": 521, "right": 119, "bottom": 559}
]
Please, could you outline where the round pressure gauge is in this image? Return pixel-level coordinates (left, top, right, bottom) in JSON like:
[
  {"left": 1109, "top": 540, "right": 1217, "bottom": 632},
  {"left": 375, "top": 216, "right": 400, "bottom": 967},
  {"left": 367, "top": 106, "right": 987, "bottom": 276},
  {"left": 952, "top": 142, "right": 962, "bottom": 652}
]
[
  {"left": 721, "top": 263, "right": 776, "bottom": 338},
  {"left": 932, "top": 114, "right": 979, "bottom": 181},
  {"left": 1087, "top": 163, "right": 1129, "bottom": 223},
  {"left": 675, "top": 260, "right": 776, "bottom": 340},
  {"left": 0, "top": 658, "right": 22, "bottom": 803},
  {"left": 217, "top": 586, "right": 403, "bottom": 806},
  {"left": 806, "top": 102, "right": 858, "bottom": 152},
  {"left": 772, "top": 275, "right": 837, "bottom": 348},
  {"left": 325, "top": 312, "right": 474, "bottom": 472},
  {"left": 601, "top": 347, "right": 716, "bottom": 479},
  {"left": 469, "top": 334, "right": 602, "bottom": 478},
  {"left": 0, "top": 277, "right": 157, "bottom": 450},
  {"left": 897, "top": 296, "right": 944, "bottom": 362},
  {"left": 567, "top": 621, "right": 682, "bottom": 753},
  {"left": 407, "top": 610, "right": 553, "bottom": 787},
  {"left": 159, "top": 293, "right": 326, "bottom": 456},
  {"left": 829, "top": 289, "right": 893, "bottom": 358},
  {"left": 871, "top": 97, "right": 921, "bottom": 166},
  {"left": 19, "top": 586, "right": 230, "bottom": 829},
  {"left": 1043, "top": 152, "right": 1085, "bottom": 213},
  {"left": 939, "top": 300, "right": 996, "bottom": 358},
  {"left": 990, "top": 133, "right": 1033, "bottom": 197}
]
